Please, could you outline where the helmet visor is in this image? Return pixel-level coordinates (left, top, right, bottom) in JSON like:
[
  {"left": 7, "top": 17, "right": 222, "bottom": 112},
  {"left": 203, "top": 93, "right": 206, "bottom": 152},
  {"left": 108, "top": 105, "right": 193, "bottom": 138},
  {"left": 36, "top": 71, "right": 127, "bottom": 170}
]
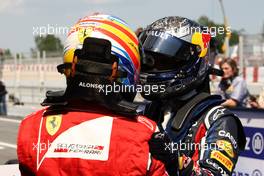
[
  {"left": 140, "top": 31, "right": 200, "bottom": 72},
  {"left": 140, "top": 30, "right": 200, "bottom": 60}
]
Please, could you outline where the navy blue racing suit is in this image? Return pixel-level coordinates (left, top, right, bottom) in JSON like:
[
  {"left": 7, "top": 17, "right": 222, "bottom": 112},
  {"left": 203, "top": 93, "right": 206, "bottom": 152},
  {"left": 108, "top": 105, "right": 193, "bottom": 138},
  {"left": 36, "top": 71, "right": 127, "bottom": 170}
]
[{"left": 146, "top": 94, "right": 246, "bottom": 176}]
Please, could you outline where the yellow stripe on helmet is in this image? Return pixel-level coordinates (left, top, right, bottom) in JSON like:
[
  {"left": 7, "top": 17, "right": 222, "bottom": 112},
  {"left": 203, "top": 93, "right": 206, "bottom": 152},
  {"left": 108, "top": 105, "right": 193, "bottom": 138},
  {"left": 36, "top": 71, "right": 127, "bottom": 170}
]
[{"left": 99, "top": 23, "right": 140, "bottom": 62}]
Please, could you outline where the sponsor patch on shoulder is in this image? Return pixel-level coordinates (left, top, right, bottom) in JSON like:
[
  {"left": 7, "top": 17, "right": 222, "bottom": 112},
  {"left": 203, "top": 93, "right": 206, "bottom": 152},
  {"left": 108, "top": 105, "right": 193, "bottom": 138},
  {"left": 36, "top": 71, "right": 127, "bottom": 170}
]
[
  {"left": 46, "top": 115, "right": 62, "bottom": 136},
  {"left": 210, "top": 150, "right": 233, "bottom": 172},
  {"left": 216, "top": 140, "right": 234, "bottom": 158}
]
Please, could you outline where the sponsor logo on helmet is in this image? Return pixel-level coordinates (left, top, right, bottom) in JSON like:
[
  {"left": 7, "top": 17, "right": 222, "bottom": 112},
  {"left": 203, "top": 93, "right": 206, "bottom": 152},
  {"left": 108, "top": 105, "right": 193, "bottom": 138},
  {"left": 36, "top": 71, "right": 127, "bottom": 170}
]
[
  {"left": 78, "top": 27, "right": 95, "bottom": 43},
  {"left": 191, "top": 32, "right": 211, "bottom": 57},
  {"left": 201, "top": 33, "right": 211, "bottom": 48},
  {"left": 146, "top": 30, "right": 170, "bottom": 40},
  {"left": 46, "top": 115, "right": 62, "bottom": 136}
]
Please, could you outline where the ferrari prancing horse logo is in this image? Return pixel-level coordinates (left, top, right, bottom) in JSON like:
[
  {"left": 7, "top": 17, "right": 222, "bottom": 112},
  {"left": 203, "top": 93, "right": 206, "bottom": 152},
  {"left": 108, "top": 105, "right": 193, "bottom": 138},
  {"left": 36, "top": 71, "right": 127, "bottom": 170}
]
[{"left": 46, "top": 115, "right": 62, "bottom": 136}]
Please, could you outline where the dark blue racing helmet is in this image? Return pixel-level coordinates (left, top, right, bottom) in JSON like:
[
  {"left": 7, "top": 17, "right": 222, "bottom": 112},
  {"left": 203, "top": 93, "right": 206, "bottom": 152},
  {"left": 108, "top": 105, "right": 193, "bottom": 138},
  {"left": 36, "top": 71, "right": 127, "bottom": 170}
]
[{"left": 139, "top": 16, "right": 212, "bottom": 100}]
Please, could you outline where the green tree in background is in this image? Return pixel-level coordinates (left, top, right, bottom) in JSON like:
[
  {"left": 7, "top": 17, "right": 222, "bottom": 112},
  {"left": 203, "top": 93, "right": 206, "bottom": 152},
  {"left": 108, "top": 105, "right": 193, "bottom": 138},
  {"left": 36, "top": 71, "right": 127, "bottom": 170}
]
[
  {"left": 197, "top": 16, "right": 239, "bottom": 53},
  {"left": 0, "top": 49, "right": 13, "bottom": 59},
  {"left": 4, "top": 49, "right": 12, "bottom": 58},
  {"left": 34, "top": 34, "right": 63, "bottom": 57}
]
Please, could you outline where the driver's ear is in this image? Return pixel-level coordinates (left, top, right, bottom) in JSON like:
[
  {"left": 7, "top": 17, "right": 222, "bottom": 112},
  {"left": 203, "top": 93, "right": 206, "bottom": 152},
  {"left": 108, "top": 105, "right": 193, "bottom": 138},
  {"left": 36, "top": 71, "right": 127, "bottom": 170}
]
[{"left": 109, "top": 61, "right": 118, "bottom": 82}]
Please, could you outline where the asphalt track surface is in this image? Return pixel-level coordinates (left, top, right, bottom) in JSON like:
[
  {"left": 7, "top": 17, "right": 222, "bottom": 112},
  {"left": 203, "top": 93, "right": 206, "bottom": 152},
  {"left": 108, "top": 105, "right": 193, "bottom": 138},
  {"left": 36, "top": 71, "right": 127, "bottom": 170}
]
[
  {"left": 0, "top": 117, "right": 20, "bottom": 164},
  {"left": 0, "top": 104, "right": 40, "bottom": 165}
]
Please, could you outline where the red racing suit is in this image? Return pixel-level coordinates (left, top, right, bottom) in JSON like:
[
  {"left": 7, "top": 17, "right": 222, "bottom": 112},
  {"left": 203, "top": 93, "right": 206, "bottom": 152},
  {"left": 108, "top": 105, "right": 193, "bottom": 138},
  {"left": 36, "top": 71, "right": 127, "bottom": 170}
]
[{"left": 17, "top": 104, "right": 168, "bottom": 176}]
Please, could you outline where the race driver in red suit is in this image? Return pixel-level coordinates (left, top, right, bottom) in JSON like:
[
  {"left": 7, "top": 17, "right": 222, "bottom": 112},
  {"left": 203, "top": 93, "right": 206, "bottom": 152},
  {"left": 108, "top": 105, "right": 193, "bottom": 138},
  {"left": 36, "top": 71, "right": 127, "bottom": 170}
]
[{"left": 17, "top": 14, "right": 168, "bottom": 176}]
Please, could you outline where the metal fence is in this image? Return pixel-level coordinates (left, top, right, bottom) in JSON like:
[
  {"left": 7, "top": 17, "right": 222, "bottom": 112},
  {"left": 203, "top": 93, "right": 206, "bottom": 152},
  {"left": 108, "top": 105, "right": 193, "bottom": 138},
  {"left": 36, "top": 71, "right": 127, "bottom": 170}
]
[
  {"left": 2, "top": 36, "right": 264, "bottom": 104},
  {"left": 0, "top": 53, "right": 66, "bottom": 104}
]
